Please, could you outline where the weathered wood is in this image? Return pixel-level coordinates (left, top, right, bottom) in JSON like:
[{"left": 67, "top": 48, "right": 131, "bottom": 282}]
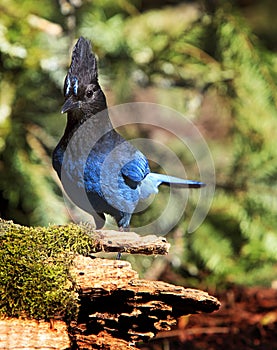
[
  {"left": 92, "top": 229, "right": 170, "bottom": 255},
  {"left": 73, "top": 331, "right": 138, "bottom": 350},
  {"left": 0, "top": 319, "right": 70, "bottom": 350},
  {"left": 70, "top": 255, "right": 221, "bottom": 348}
]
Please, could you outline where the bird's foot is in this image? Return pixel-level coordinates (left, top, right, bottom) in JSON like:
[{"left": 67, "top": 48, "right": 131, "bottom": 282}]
[{"left": 116, "top": 226, "right": 129, "bottom": 259}]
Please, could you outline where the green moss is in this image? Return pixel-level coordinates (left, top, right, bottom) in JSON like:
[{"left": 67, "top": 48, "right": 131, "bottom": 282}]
[{"left": 0, "top": 219, "right": 95, "bottom": 320}]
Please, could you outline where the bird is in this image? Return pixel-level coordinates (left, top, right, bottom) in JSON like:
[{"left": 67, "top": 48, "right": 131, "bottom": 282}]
[{"left": 52, "top": 36, "right": 205, "bottom": 234}]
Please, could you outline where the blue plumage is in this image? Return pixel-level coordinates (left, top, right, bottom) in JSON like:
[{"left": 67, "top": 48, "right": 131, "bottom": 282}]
[{"left": 52, "top": 37, "right": 205, "bottom": 229}]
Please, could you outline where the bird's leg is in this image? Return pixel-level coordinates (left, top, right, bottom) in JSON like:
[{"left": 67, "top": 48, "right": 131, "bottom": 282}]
[
  {"left": 116, "top": 226, "right": 129, "bottom": 260},
  {"left": 94, "top": 212, "right": 106, "bottom": 229}
]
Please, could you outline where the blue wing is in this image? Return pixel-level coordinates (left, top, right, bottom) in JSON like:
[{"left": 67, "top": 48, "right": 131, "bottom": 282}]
[{"left": 121, "top": 152, "right": 150, "bottom": 187}]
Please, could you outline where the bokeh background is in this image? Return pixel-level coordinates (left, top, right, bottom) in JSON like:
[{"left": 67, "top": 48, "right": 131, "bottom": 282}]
[{"left": 1, "top": 0, "right": 277, "bottom": 292}]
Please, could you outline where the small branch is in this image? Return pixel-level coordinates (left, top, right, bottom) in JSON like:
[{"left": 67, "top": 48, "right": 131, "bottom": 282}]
[{"left": 153, "top": 326, "right": 230, "bottom": 340}]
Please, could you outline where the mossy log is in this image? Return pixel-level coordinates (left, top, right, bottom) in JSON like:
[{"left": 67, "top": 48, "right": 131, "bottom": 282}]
[{"left": 0, "top": 219, "right": 220, "bottom": 349}]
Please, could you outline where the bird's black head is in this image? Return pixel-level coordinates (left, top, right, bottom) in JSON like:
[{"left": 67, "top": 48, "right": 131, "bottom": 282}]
[{"left": 61, "top": 37, "right": 107, "bottom": 117}]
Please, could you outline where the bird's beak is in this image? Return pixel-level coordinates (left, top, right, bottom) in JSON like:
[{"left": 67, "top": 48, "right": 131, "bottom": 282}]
[{"left": 61, "top": 96, "right": 81, "bottom": 114}]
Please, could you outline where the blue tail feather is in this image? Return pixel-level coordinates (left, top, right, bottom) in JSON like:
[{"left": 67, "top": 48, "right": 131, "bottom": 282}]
[
  {"left": 148, "top": 173, "right": 205, "bottom": 188},
  {"left": 139, "top": 172, "right": 205, "bottom": 200}
]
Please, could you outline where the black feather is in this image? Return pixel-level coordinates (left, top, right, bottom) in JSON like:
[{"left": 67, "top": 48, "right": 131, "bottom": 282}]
[{"left": 63, "top": 37, "right": 98, "bottom": 98}]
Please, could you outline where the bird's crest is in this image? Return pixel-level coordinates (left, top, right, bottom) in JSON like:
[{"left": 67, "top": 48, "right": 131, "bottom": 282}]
[{"left": 64, "top": 37, "right": 98, "bottom": 98}]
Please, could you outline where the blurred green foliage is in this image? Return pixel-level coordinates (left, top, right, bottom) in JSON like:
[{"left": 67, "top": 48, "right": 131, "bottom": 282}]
[{"left": 0, "top": 0, "right": 277, "bottom": 288}]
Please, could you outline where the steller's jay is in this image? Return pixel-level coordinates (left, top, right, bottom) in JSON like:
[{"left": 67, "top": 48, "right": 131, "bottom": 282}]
[{"left": 52, "top": 37, "right": 205, "bottom": 232}]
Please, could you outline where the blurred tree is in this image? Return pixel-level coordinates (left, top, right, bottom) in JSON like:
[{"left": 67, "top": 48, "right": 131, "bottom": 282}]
[{"left": 0, "top": 0, "right": 69, "bottom": 225}]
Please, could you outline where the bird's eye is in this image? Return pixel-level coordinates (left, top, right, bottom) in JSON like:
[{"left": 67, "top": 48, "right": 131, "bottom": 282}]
[{"left": 86, "top": 90, "right": 93, "bottom": 98}]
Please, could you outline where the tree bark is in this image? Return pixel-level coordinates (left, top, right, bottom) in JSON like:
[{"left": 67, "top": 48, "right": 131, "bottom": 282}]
[{"left": 70, "top": 255, "right": 220, "bottom": 349}]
